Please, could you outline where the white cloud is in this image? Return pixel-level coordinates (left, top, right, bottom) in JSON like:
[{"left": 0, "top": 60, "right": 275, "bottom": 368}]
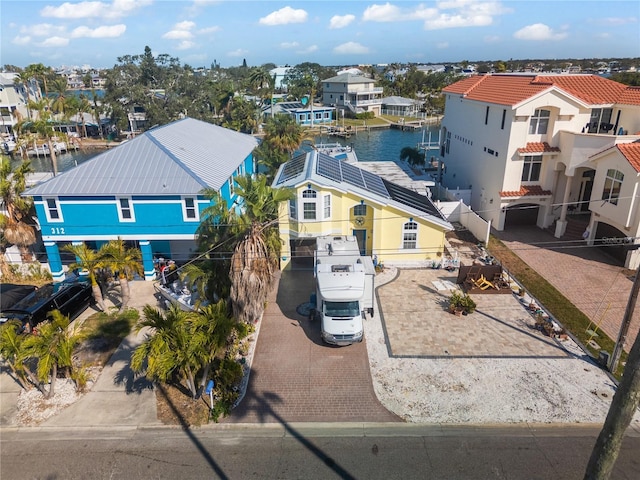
[
  {"left": 39, "top": 36, "right": 70, "bottom": 47},
  {"left": 163, "top": 30, "right": 193, "bottom": 40},
  {"left": 12, "top": 35, "right": 31, "bottom": 46},
  {"left": 197, "top": 26, "right": 220, "bottom": 35},
  {"left": 513, "top": 23, "right": 568, "bottom": 41},
  {"left": 363, "top": 3, "right": 437, "bottom": 22},
  {"left": 228, "top": 48, "right": 248, "bottom": 57},
  {"left": 40, "top": 0, "right": 152, "bottom": 20},
  {"left": 175, "top": 21, "right": 196, "bottom": 30},
  {"left": 484, "top": 35, "right": 500, "bottom": 43},
  {"left": 259, "top": 6, "right": 308, "bottom": 26},
  {"left": 329, "top": 14, "right": 355, "bottom": 29},
  {"left": 596, "top": 16, "right": 638, "bottom": 26},
  {"left": 297, "top": 45, "right": 318, "bottom": 54},
  {"left": 71, "top": 25, "right": 126, "bottom": 38},
  {"left": 595, "top": 32, "right": 611, "bottom": 39},
  {"left": 280, "top": 41, "right": 300, "bottom": 49},
  {"left": 21, "top": 23, "right": 66, "bottom": 37},
  {"left": 425, "top": 13, "right": 492, "bottom": 29},
  {"left": 176, "top": 40, "right": 195, "bottom": 50},
  {"left": 333, "top": 41, "right": 369, "bottom": 55},
  {"left": 436, "top": 41, "right": 449, "bottom": 49},
  {"left": 163, "top": 21, "right": 196, "bottom": 40}
]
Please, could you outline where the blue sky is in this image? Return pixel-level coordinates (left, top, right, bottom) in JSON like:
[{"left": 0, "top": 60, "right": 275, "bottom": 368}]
[{"left": 1, "top": 0, "right": 638, "bottom": 69}]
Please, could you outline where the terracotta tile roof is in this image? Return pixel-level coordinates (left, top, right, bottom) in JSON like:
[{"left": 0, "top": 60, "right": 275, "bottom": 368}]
[
  {"left": 517, "top": 142, "right": 561, "bottom": 154},
  {"left": 442, "top": 74, "right": 640, "bottom": 106},
  {"left": 617, "top": 142, "right": 640, "bottom": 172},
  {"left": 617, "top": 87, "right": 640, "bottom": 106},
  {"left": 443, "top": 75, "right": 548, "bottom": 106},
  {"left": 538, "top": 75, "right": 627, "bottom": 104},
  {"left": 499, "top": 185, "right": 552, "bottom": 198}
]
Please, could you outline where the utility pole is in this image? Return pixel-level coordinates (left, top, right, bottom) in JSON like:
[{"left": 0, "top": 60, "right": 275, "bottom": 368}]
[{"left": 609, "top": 266, "right": 640, "bottom": 374}]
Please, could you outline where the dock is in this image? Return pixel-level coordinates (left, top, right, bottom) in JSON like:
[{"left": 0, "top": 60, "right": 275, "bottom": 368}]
[{"left": 390, "top": 120, "right": 423, "bottom": 131}]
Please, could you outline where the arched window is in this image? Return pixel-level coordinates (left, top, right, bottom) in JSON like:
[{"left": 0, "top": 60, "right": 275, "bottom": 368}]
[
  {"left": 403, "top": 221, "right": 418, "bottom": 249},
  {"left": 302, "top": 189, "right": 317, "bottom": 220}
]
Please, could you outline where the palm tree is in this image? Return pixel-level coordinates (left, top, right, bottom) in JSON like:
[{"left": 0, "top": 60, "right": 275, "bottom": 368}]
[
  {"left": 233, "top": 174, "right": 293, "bottom": 263},
  {"left": 191, "top": 301, "right": 237, "bottom": 392},
  {"left": 399, "top": 146, "right": 426, "bottom": 168},
  {"left": 100, "top": 238, "right": 143, "bottom": 311},
  {"left": 12, "top": 72, "right": 33, "bottom": 119},
  {"left": 50, "top": 77, "right": 69, "bottom": 117},
  {"left": 262, "top": 114, "right": 304, "bottom": 156},
  {"left": 229, "top": 222, "right": 274, "bottom": 324},
  {"left": 25, "top": 63, "right": 52, "bottom": 99},
  {"left": 21, "top": 97, "right": 60, "bottom": 175},
  {"left": 64, "top": 243, "right": 107, "bottom": 312},
  {"left": 252, "top": 141, "right": 289, "bottom": 182},
  {"left": 131, "top": 304, "right": 203, "bottom": 398},
  {"left": 0, "top": 321, "right": 32, "bottom": 389},
  {"left": 0, "top": 158, "right": 36, "bottom": 264},
  {"left": 22, "top": 310, "right": 85, "bottom": 398},
  {"left": 249, "top": 66, "right": 275, "bottom": 117}
]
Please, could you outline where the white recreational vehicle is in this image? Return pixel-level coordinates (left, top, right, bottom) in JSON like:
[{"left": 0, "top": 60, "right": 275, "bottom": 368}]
[{"left": 313, "top": 235, "right": 375, "bottom": 346}]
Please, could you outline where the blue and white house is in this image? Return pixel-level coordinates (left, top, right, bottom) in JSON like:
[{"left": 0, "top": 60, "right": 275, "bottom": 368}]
[{"left": 24, "top": 117, "right": 259, "bottom": 282}]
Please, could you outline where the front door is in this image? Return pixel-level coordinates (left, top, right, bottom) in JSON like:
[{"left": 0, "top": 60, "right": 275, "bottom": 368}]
[
  {"left": 578, "top": 170, "right": 595, "bottom": 212},
  {"left": 353, "top": 229, "right": 366, "bottom": 255}
]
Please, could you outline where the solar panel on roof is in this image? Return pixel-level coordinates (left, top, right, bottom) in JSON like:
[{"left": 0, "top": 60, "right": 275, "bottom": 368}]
[
  {"left": 340, "top": 162, "right": 366, "bottom": 188},
  {"left": 361, "top": 170, "right": 389, "bottom": 197},
  {"left": 278, "top": 153, "right": 306, "bottom": 184},
  {"left": 316, "top": 154, "right": 342, "bottom": 182}
]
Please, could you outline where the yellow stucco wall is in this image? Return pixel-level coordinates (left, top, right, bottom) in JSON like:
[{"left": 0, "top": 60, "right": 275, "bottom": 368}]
[{"left": 278, "top": 182, "right": 448, "bottom": 269}]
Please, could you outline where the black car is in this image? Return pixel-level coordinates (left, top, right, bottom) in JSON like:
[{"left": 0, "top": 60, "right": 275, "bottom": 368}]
[
  {"left": 0, "top": 280, "right": 93, "bottom": 331},
  {"left": 0, "top": 283, "right": 37, "bottom": 310}
]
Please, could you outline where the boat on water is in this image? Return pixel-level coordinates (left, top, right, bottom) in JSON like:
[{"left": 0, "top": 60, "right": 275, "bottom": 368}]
[
  {"left": 315, "top": 142, "right": 358, "bottom": 163},
  {"left": 26, "top": 141, "right": 68, "bottom": 157}
]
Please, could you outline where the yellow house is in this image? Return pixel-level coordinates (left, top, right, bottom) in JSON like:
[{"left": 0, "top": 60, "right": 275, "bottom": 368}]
[{"left": 273, "top": 150, "right": 453, "bottom": 269}]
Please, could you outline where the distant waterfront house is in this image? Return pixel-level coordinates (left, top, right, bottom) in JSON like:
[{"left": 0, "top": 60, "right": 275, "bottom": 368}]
[
  {"left": 440, "top": 73, "right": 640, "bottom": 268},
  {"left": 261, "top": 101, "right": 334, "bottom": 126},
  {"left": 269, "top": 66, "right": 292, "bottom": 92},
  {"left": 23, "top": 117, "right": 258, "bottom": 281},
  {"left": 0, "top": 72, "right": 39, "bottom": 136},
  {"left": 381, "top": 96, "right": 424, "bottom": 117},
  {"left": 321, "top": 73, "right": 384, "bottom": 117},
  {"left": 272, "top": 150, "right": 452, "bottom": 269}
]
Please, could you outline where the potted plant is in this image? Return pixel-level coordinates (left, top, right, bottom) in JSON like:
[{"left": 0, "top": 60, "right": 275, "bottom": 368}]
[
  {"left": 449, "top": 291, "right": 476, "bottom": 315},
  {"left": 459, "top": 293, "right": 477, "bottom": 314}
]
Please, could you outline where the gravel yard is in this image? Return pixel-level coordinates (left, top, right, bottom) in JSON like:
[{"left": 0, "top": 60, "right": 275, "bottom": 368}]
[{"left": 367, "top": 265, "right": 640, "bottom": 425}]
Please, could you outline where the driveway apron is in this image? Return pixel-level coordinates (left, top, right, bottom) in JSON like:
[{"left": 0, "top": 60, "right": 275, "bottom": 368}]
[{"left": 225, "top": 270, "right": 400, "bottom": 424}]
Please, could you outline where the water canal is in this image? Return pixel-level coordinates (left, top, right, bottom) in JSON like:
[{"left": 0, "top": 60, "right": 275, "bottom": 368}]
[{"left": 12, "top": 124, "right": 442, "bottom": 175}]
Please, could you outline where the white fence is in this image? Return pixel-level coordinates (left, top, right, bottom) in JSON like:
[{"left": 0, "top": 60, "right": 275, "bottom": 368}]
[{"left": 436, "top": 199, "right": 491, "bottom": 246}]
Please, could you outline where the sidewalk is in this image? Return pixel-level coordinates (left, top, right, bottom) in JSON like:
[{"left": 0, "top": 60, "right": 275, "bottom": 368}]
[{"left": 1, "top": 280, "right": 161, "bottom": 429}]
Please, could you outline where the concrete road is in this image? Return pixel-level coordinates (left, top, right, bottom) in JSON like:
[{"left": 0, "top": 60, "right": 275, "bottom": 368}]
[{"left": 2, "top": 424, "right": 640, "bottom": 479}]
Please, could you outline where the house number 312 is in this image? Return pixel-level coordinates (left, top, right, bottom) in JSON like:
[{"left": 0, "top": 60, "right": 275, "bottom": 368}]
[{"left": 50, "top": 227, "right": 65, "bottom": 235}]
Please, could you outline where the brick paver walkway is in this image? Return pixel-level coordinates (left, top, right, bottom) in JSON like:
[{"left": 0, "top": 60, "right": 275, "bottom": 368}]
[
  {"left": 225, "top": 270, "right": 400, "bottom": 424},
  {"left": 495, "top": 226, "right": 640, "bottom": 352},
  {"left": 377, "top": 269, "right": 570, "bottom": 358}
]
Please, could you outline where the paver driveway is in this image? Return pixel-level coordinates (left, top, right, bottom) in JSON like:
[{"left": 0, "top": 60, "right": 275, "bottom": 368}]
[{"left": 225, "top": 270, "right": 400, "bottom": 424}]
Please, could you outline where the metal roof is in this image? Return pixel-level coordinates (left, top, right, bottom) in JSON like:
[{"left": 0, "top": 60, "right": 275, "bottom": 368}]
[{"left": 25, "top": 118, "right": 259, "bottom": 197}]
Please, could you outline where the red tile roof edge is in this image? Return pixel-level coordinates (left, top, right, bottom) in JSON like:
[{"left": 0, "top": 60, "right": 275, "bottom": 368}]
[{"left": 499, "top": 186, "right": 553, "bottom": 197}]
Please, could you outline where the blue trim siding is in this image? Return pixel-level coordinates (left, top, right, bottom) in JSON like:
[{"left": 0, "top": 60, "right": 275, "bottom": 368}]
[
  {"left": 44, "top": 241, "right": 64, "bottom": 281},
  {"left": 30, "top": 151, "right": 255, "bottom": 281}
]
